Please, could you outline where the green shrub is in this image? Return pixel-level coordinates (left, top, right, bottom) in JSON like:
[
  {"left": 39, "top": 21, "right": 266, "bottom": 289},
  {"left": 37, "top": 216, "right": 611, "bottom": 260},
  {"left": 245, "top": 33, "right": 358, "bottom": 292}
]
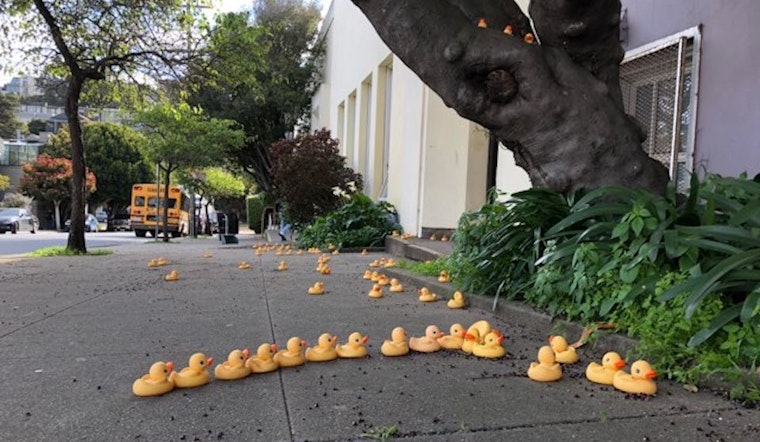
[
  {"left": 246, "top": 193, "right": 268, "bottom": 233},
  {"left": 296, "top": 192, "right": 400, "bottom": 249}
]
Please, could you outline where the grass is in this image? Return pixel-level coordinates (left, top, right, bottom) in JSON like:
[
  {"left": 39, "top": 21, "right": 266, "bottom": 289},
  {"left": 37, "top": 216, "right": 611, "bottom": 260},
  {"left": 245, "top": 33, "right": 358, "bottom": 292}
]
[
  {"left": 396, "top": 257, "right": 451, "bottom": 277},
  {"left": 361, "top": 425, "right": 398, "bottom": 441},
  {"left": 27, "top": 246, "right": 112, "bottom": 257}
]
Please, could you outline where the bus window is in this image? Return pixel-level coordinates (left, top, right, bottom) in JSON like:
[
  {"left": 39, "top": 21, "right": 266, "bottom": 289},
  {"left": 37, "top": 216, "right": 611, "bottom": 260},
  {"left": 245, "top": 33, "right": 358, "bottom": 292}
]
[
  {"left": 147, "top": 197, "right": 177, "bottom": 208},
  {"left": 135, "top": 196, "right": 145, "bottom": 207}
]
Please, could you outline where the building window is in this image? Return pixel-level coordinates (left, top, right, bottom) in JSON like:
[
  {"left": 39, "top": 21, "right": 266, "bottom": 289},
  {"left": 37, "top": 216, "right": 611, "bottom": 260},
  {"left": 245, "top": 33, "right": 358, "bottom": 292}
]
[
  {"left": 378, "top": 62, "right": 393, "bottom": 199},
  {"left": 359, "top": 76, "right": 373, "bottom": 195},
  {"left": 620, "top": 28, "right": 700, "bottom": 192},
  {"left": 346, "top": 92, "right": 357, "bottom": 169},
  {"left": 337, "top": 101, "right": 346, "bottom": 159},
  {"left": 1, "top": 142, "right": 40, "bottom": 166}
]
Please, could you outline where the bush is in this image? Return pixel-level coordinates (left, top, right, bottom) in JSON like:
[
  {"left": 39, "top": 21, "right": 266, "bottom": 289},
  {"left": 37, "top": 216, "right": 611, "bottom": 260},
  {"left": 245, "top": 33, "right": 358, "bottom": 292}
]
[
  {"left": 296, "top": 192, "right": 400, "bottom": 249},
  {"left": 269, "top": 129, "right": 363, "bottom": 226},
  {"left": 1, "top": 192, "right": 34, "bottom": 208},
  {"left": 246, "top": 193, "right": 268, "bottom": 233}
]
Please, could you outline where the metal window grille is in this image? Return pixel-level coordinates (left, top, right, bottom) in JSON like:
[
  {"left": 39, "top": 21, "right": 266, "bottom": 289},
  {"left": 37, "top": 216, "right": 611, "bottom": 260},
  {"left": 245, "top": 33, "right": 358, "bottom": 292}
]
[{"left": 620, "top": 37, "right": 695, "bottom": 192}]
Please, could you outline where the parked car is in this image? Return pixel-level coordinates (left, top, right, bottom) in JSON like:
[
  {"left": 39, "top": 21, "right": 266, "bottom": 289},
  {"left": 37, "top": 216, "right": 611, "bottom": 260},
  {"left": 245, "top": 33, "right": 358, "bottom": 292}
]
[
  {"left": 0, "top": 208, "right": 38, "bottom": 234},
  {"left": 64, "top": 214, "right": 100, "bottom": 232},
  {"left": 109, "top": 214, "right": 131, "bottom": 231}
]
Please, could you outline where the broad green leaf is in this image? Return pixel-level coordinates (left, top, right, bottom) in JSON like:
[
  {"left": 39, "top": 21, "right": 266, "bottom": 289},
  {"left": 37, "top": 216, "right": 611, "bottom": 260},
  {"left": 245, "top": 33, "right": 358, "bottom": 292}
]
[
  {"left": 688, "top": 304, "right": 742, "bottom": 347},
  {"left": 740, "top": 288, "right": 760, "bottom": 323}
]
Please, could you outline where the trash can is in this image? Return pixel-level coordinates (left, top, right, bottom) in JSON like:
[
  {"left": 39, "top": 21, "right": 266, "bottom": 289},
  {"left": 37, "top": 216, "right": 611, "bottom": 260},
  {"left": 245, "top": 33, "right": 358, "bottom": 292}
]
[{"left": 217, "top": 212, "right": 239, "bottom": 244}]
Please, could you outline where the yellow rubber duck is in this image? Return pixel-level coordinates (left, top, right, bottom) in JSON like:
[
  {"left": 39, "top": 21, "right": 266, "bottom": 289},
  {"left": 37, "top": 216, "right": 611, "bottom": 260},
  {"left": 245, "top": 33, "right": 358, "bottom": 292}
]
[
  {"left": 440, "top": 234, "right": 449, "bottom": 242},
  {"left": 156, "top": 257, "right": 168, "bottom": 266},
  {"left": 164, "top": 270, "right": 180, "bottom": 282},
  {"left": 202, "top": 252, "right": 213, "bottom": 258},
  {"left": 362, "top": 270, "right": 373, "bottom": 280},
  {"left": 418, "top": 287, "right": 438, "bottom": 302},
  {"left": 278, "top": 261, "right": 288, "bottom": 271},
  {"left": 389, "top": 279, "right": 404, "bottom": 293},
  {"left": 247, "top": 343, "right": 279, "bottom": 373},
  {"left": 447, "top": 291, "right": 467, "bottom": 309},
  {"left": 132, "top": 361, "right": 175, "bottom": 397},
  {"left": 369, "top": 259, "right": 381, "bottom": 268},
  {"left": 381, "top": 327, "right": 410, "bottom": 357},
  {"left": 370, "top": 271, "right": 381, "bottom": 282},
  {"left": 461, "top": 328, "right": 481, "bottom": 354},
  {"left": 319, "top": 264, "right": 332, "bottom": 275},
  {"left": 377, "top": 275, "right": 390, "bottom": 286},
  {"left": 438, "top": 270, "right": 450, "bottom": 283},
  {"left": 296, "top": 249, "right": 304, "bottom": 255},
  {"left": 148, "top": 258, "right": 160, "bottom": 268},
  {"left": 214, "top": 349, "right": 252, "bottom": 380},
  {"left": 549, "top": 335, "right": 579, "bottom": 364},
  {"left": 331, "top": 249, "right": 339, "bottom": 255},
  {"left": 308, "top": 282, "right": 325, "bottom": 295},
  {"left": 438, "top": 323, "right": 466, "bottom": 350},
  {"left": 409, "top": 325, "right": 443, "bottom": 353},
  {"left": 383, "top": 258, "right": 397, "bottom": 268},
  {"left": 170, "top": 353, "right": 214, "bottom": 388},
  {"left": 586, "top": 352, "right": 626, "bottom": 385},
  {"left": 613, "top": 360, "right": 658, "bottom": 395},
  {"left": 467, "top": 320, "right": 492, "bottom": 342},
  {"left": 368, "top": 283, "right": 384, "bottom": 299},
  {"left": 361, "top": 249, "right": 369, "bottom": 255},
  {"left": 238, "top": 261, "right": 250, "bottom": 270},
  {"left": 305, "top": 333, "right": 339, "bottom": 362},
  {"left": 473, "top": 331, "right": 507, "bottom": 359},
  {"left": 273, "top": 337, "right": 307, "bottom": 368},
  {"left": 255, "top": 248, "right": 264, "bottom": 256},
  {"left": 528, "top": 346, "right": 563, "bottom": 382},
  {"left": 336, "top": 332, "right": 369, "bottom": 358}
]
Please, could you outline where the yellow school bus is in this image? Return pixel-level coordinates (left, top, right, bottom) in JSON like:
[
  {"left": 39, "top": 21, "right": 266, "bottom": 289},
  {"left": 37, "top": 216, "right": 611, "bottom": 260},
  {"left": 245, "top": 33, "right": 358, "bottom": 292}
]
[{"left": 129, "top": 184, "right": 189, "bottom": 238}]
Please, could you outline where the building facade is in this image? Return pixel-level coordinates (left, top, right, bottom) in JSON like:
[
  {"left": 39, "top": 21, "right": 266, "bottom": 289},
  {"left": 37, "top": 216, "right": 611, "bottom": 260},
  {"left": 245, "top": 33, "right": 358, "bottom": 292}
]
[{"left": 312, "top": 0, "right": 760, "bottom": 235}]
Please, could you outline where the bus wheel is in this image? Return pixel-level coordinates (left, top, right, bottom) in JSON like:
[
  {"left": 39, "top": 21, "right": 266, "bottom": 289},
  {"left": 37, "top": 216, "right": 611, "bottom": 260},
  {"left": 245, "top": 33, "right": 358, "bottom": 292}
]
[{"left": 135, "top": 229, "right": 147, "bottom": 238}]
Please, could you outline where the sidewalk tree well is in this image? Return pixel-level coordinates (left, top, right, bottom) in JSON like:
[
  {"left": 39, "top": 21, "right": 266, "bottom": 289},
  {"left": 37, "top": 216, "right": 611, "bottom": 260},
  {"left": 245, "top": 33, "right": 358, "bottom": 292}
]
[
  {"left": 1, "top": 0, "right": 210, "bottom": 253},
  {"left": 184, "top": 0, "right": 324, "bottom": 193},
  {"left": 351, "top": 0, "right": 670, "bottom": 195},
  {"left": 19, "top": 155, "right": 96, "bottom": 230},
  {"left": 136, "top": 102, "right": 245, "bottom": 241}
]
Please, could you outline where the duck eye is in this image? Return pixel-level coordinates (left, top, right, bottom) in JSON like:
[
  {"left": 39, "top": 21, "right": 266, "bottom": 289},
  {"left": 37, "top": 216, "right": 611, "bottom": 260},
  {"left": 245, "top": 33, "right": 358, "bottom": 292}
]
[
  {"left": 634, "top": 368, "right": 640, "bottom": 374},
  {"left": 200, "top": 361, "right": 205, "bottom": 365}
]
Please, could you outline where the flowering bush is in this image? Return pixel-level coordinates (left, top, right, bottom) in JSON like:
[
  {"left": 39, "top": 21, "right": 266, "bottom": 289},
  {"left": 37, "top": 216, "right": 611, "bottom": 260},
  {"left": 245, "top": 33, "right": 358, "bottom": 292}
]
[{"left": 297, "top": 189, "right": 401, "bottom": 249}]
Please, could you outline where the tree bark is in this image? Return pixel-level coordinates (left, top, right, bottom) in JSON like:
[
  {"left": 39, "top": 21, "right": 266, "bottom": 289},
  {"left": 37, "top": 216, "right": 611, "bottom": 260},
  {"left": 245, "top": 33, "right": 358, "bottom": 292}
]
[
  {"left": 65, "top": 76, "right": 87, "bottom": 253},
  {"left": 351, "top": 0, "right": 669, "bottom": 195}
]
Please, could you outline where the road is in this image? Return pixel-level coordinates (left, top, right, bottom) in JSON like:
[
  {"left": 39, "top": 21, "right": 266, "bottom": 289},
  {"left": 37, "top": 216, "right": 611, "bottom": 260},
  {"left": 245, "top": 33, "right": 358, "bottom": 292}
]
[{"left": 0, "top": 230, "right": 152, "bottom": 255}]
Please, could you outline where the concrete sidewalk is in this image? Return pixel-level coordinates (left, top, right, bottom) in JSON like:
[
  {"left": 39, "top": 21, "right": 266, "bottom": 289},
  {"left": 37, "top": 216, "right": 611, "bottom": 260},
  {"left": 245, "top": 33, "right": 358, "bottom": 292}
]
[{"left": 0, "top": 233, "right": 758, "bottom": 441}]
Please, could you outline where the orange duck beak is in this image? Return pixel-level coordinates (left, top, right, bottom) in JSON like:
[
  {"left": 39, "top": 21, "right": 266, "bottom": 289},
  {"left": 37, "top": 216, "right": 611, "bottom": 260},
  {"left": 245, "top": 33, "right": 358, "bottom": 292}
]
[
  {"left": 362, "top": 336, "right": 369, "bottom": 344},
  {"left": 242, "top": 348, "right": 250, "bottom": 358},
  {"left": 614, "top": 359, "right": 626, "bottom": 369},
  {"left": 206, "top": 357, "right": 214, "bottom": 367},
  {"left": 165, "top": 361, "right": 174, "bottom": 372},
  {"left": 465, "top": 333, "right": 477, "bottom": 341},
  {"left": 271, "top": 344, "right": 278, "bottom": 352},
  {"left": 498, "top": 335, "right": 505, "bottom": 344},
  {"left": 645, "top": 370, "right": 657, "bottom": 379}
]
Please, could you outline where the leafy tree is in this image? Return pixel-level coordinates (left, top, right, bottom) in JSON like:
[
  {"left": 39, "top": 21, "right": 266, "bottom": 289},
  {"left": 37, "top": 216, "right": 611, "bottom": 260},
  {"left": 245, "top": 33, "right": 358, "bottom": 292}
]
[
  {"left": 351, "top": 0, "right": 669, "bottom": 195},
  {"left": 40, "top": 127, "right": 72, "bottom": 158},
  {"left": 136, "top": 102, "right": 245, "bottom": 241},
  {"left": 19, "top": 155, "right": 96, "bottom": 230},
  {"left": 0, "top": 192, "right": 33, "bottom": 208},
  {"left": 27, "top": 119, "right": 47, "bottom": 135},
  {"left": 270, "top": 129, "right": 363, "bottom": 226},
  {"left": 0, "top": 93, "right": 22, "bottom": 139},
  {"left": 83, "top": 123, "right": 153, "bottom": 215},
  {"left": 185, "top": 0, "right": 324, "bottom": 193},
  {"left": 179, "top": 167, "right": 246, "bottom": 235},
  {"left": 1, "top": 0, "right": 210, "bottom": 253},
  {"left": 0, "top": 174, "right": 10, "bottom": 191}
]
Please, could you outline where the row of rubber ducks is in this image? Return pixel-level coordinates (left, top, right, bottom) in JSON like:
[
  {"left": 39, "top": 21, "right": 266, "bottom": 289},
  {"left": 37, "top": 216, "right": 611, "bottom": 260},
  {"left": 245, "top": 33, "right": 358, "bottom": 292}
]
[{"left": 525, "top": 335, "right": 658, "bottom": 395}]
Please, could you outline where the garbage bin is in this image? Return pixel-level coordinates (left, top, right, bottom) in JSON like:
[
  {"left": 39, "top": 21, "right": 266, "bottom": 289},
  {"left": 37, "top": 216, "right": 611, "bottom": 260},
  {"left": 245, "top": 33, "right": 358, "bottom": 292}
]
[{"left": 216, "top": 212, "right": 239, "bottom": 244}]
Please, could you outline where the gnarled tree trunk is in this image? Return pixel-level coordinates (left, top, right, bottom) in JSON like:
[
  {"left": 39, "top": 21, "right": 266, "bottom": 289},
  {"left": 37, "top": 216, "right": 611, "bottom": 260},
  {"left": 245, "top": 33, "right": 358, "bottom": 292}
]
[{"left": 351, "top": 0, "right": 669, "bottom": 195}]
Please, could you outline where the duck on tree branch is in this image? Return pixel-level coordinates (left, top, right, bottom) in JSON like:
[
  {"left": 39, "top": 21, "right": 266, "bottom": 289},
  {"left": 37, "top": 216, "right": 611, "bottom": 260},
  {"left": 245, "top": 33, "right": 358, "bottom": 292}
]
[{"left": 351, "top": 0, "right": 669, "bottom": 195}]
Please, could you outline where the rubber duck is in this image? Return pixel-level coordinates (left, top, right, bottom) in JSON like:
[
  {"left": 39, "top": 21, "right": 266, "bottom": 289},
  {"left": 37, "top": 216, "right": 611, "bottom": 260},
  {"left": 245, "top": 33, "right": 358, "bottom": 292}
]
[
  {"left": 305, "top": 333, "right": 339, "bottom": 362},
  {"left": 377, "top": 275, "right": 390, "bottom": 286},
  {"left": 381, "top": 327, "right": 410, "bottom": 357},
  {"left": 170, "top": 353, "right": 213, "bottom": 388},
  {"left": 473, "top": 331, "right": 507, "bottom": 359},
  {"left": 528, "top": 346, "right": 562, "bottom": 382},
  {"left": 278, "top": 261, "right": 288, "bottom": 271},
  {"left": 336, "top": 332, "right": 369, "bottom": 358},
  {"left": 247, "top": 343, "right": 279, "bottom": 373},
  {"left": 331, "top": 249, "right": 339, "bottom": 255},
  {"left": 362, "top": 270, "right": 373, "bottom": 280},
  {"left": 319, "top": 264, "right": 332, "bottom": 275},
  {"left": 308, "top": 282, "right": 325, "bottom": 295},
  {"left": 586, "top": 352, "right": 626, "bottom": 385},
  {"left": 418, "top": 287, "right": 438, "bottom": 302},
  {"left": 388, "top": 279, "right": 404, "bottom": 293},
  {"left": 438, "top": 323, "right": 466, "bottom": 350},
  {"left": 613, "top": 360, "right": 657, "bottom": 395},
  {"left": 238, "top": 261, "right": 250, "bottom": 270},
  {"left": 368, "top": 283, "right": 384, "bottom": 299},
  {"left": 296, "top": 249, "right": 304, "bottom": 255},
  {"left": 255, "top": 248, "right": 264, "bottom": 256},
  {"left": 447, "top": 291, "right": 467, "bottom": 309},
  {"left": 214, "top": 349, "right": 252, "bottom": 380},
  {"left": 430, "top": 233, "right": 437, "bottom": 240},
  {"left": 361, "top": 249, "right": 369, "bottom": 255},
  {"left": 392, "top": 230, "right": 400, "bottom": 237},
  {"left": 409, "top": 325, "right": 443, "bottom": 353},
  {"left": 440, "top": 234, "right": 449, "bottom": 242},
  {"left": 549, "top": 335, "right": 579, "bottom": 364},
  {"left": 370, "top": 271, "right": 381, "bottom": 282},
  {"left": 461, "top": 328, "right": 480, "bottom": 354},
  {"left": 273, "top": 337, "right": 307, "bottom": 368},
  {"left": 164, "top": 270, "right": 180, "bottom": 282},
  {"left": 156, "top": 257, "right": 168, "bottom": 266},
  {"left": 369, "top": 260, "right": 381, "bottom": 268},
  {"left": 438, "top": 270, "right": 450, "bottom": 283},
  {"left": 467, "top": 320, "right": 492, "bottom": 340},
  {"left": 148, "top": 258, "right": 160, "bottom": 268},
  {"left": 202, "top": 252, "right": 212, "bottom": 258},
  {"left": 132, "top": 361, "right": 175, "bottom": 397},
  {"left": 383, "top": 258, "right": 396, "bottom": 268}
]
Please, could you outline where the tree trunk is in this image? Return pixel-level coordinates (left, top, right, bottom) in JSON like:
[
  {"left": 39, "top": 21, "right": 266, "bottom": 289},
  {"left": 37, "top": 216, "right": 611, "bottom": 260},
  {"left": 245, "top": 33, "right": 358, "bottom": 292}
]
[
  {"left": 54, "top": 200, "right": 61, "bottom": 231},
  {"left": 351, "top": 0, "right": 670, "bottom": 195},
  {"left": 162, "top": 166, "right": 172, "bottom": 243},
  {"left": 65, "top": 77, "right": 87, "bottom": 253}
]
